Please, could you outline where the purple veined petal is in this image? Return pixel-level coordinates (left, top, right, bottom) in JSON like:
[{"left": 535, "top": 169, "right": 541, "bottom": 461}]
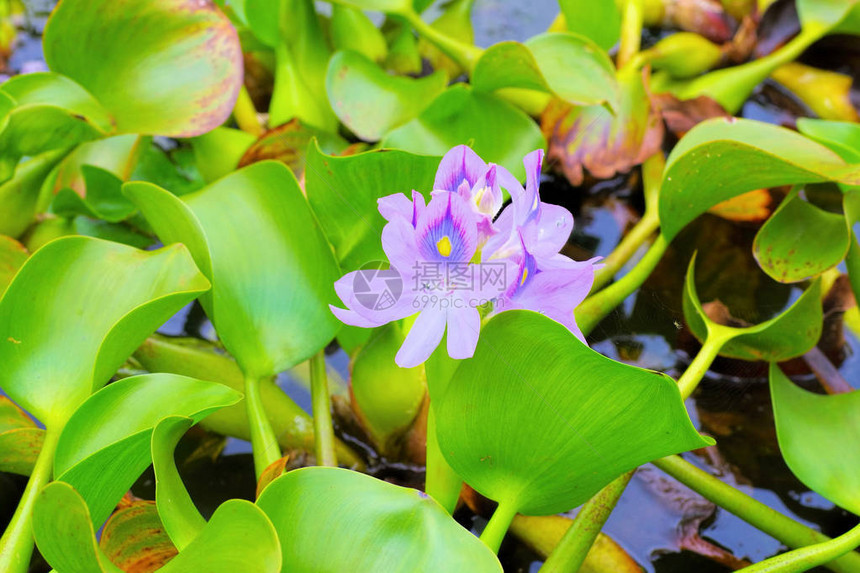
[
  {"left": 378, "top": 192, "right": 414, "bottom": 223},
  {"left": 469, "top": 165, "right": 504, "bottom": 219},
  {"left": 537, "top": 253, "right": 601, "bottom": 272},
  {"left": 396, "top": 308, "right": 447, "bottom": 367},
  {"left": 434, "top": 145, "right": 487, "bottom": 192},
  {"left": 416, "top": 191, "right": 478, "bottom": 263},
  {"left": 511, "top": 149, "right": 544, "bottom": 228},
  {"left": 411, "top": 190, "right": 426, "bottom": 227},
  {"left": 446, "top": 305, "right": 481, "bottom": 360},
  {"left": 524, "top": 149, "right": 544, "bottom": 200}
]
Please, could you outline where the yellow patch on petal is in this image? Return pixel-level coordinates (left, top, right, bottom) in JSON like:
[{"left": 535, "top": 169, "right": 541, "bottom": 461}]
[
  {"left": 437, "top": 236, "right": 452, "bottom": 257},
  {"left": 521, "top": 267, "right": 529, "bottom": 285}
]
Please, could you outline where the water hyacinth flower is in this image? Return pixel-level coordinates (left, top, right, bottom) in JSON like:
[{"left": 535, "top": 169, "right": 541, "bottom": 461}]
[{"left": 331, "top": 145, "right": 599, "bottom": 367}]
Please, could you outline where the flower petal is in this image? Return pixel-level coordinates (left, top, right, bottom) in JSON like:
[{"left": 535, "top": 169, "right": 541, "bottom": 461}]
[
  {"left": 508, "top": 265, "right": 595, "bottom": 341},
  {"left": 333, "top": 269, "right": 416, "bottom": 326},
  {"left": 525, "top": 203, "right": 574, "bottom": 258},
  {"left": 396, "top": 308, "right": 447, "bottom": 367},
  {"left": 446, "top": 305, "right": 480, "bottom": 360},
  {"left": 433, "top": 145, "right": 487, "bottom": 192},
  {"left": 378, "top": 192, "right": 414, "bottom": 223},
  {"left": 416, "top": 191, "right": 478, "bottom": 263},
  {"left": 382, "top": 217, "right": 420, "bottom": 276}
]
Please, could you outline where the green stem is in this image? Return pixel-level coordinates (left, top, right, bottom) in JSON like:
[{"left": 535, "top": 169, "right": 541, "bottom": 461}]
[
  {"left": 654, "top": 455, "right": 860, "bottom": 573},
  {"left": 310, "top": 350, "right": 337, "bottom": 467},
  {"left": 591, "top": 209, "right": 660, "bottom": 293},
  {"left": 617, "top": 0, "right": 644, "bottom": 70},
  {"left": 480, "top": 499, "right": 518, "bottom": 553},
  {"left": 401, "top": 8, "right": 483, "bottom": 73},
  {"left": 424, "top": 406, "right": 462, "bottom": 513},
  {"left": 677, "top": 330, "right": 730, "bottom": 400},
  {"left": 0, "top": 426, "right": 60, "bottom": 573},
  {"left": 245, "top": 374, "right": 281, "bottom": 478},
  {"left": 232, "top": 85, "right": 263, "bottom": 136},
  {"left": 539, "top": 471, "right": 635, "bottom": 573},
  {"left": 740, "top": 523, "right": 860, "bottom": 573},
  {"left": 844, "top": 235, "right": 860, "bottom": 310},
  {"left": 576, "top": 232, "right": 669, "bottom": 336}
]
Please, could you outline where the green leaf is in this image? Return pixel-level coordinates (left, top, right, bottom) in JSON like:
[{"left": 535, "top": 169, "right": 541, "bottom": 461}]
[
  {"left": 682, "top": 254, "right": 823, "bottom": 361},
  {"left": 256, "top": 466, "right": 502, "bottom": 571},
  {"left": 382, "top": 84, "right": 546, "bottom": 180},
  {"left": 326, "top": 50, "right": 447, "bottom": 141},
  {"left": 51, "top": 166, "right": 136, "bottom": 222},
  {"left": 0, "top": 73, "right": 112, "bottom": 180},
  {"left": 54, "top": 374, "right": 241, "bottom": 526},
  {"left": 796, "top": 118, "right": 860, "bottom": 162},
  {"left": 433, "top": 310, "right": 712, "bottom": 516},
  {"left": 99, "top": 501, "right": 177, "bottom": 572},
  {"left": 770, "top": 363, "right": 860, "bottom": 515},
  {"left": 43, "top": 0, "right": 243, "bottom": 137},
  {"left": 472, "top": 34, "right": 617, "bottom": 108},
  {"left": 0, "top": 235, "right": 27, "bottom": 297},
  {"left": 330, "top": 6, "right": 388, "bottom": 63},
  {"left": 189, "top": 127, "right": 257, "bottom": 183},
  {"left": 152, "top": 416, "right": 205, "bottom": 550},
  {"left": 558, "top": 0, "right": 621, "bottom": 50},
  {"left": 304, "top": 142, "right": 439, "bottom": 272},
  {"left": 33, "top": 482, "right": 281, "bottom": 573},
  {"left": 0, "top": 396, "right": 43, "bottom": 475},
  {"left": 0, "top": 148, "right": 71, "bottom": 238},
  {"left": 753, "top": 189, "right": 850, "bottom": 283},
  {"left": 329, "top": 0, "right": 411, "bottom": 15},
  {"left": 0, "top": 237, "right": 210, "bottom": 425},
  {"left": 50, "top": 134, "right": 146, "bottom": 198},
  {"left": 125, "top": 161, "right": 341, "bottom": 378},
  {"left": 659, "top": 118, "right": 860, "bottom": 241},
  {"left": 797, "top": 0, "right": 860, "bottom": 34}
]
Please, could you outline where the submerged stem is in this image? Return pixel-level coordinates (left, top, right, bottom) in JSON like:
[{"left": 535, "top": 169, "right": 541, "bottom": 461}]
[
  {"left": 244, "top": 374, "right": 281, "bottom": 478},
  {"left": 424, "top": 407, "right": 462, "bottom": 513},
  {"left": 576, "top": 232, "right": 669, "bottom": 336},
  {"left": 480, "top": 499, "right": 519, "bottom": 553},
  {"left": 655, "top": 455, "right": 860, "bottom": 573},
  {"left": 0, "top": 426, "right": 60, "bottom": 573},
  {"left": 310, "top": 350, "right": 337, "bottom": 467},
  {"left": 539, "top": 471, "right": 634, "bottom": 573}
]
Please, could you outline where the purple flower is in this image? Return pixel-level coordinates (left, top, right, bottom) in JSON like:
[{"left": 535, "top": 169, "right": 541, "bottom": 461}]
[{"left": 330, "top": 145, "right": 598, "bottom": 367}]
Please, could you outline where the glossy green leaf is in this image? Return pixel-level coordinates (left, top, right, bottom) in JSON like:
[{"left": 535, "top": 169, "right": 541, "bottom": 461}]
[
  {"left": 770, "top": 363, "right": 860, "bottom": 515},
  {"left": 753, "top": 189, "right": 850, "bottom": 283},
  {"left": 683, "top": 255, "right": 823, "bottom": 361},
  {"left": 304, "top": 142, "right": 439, "bottom": 272},
  {"left": 0, "top": 237, "right": 210, "bottom": 425},
  {"left": 434, "top": 310, "right": 712, "bottom": 516},
  {"left": 351, "top": 324, "right": 426, "bottom": 448},
  {"left": 659, "top": 118, "right": 860, "bottom": 241},
  {"left": 52, "top": 166, "right": 136, "bottom": 222},
  {"left": 54, "top": 374, "right": 241, "bottom": 526},
  {"left": 126, "top": 161, "right": 341, "bottom": 378},
  {"left": 190, "top": 127, "right": 257, "bottom": 183},
  {"left": 0, "top": 396, "right": 43, "bottom": 475},
  {"left": 152, "top": 416, "right": 205, "bottom": 550},
  {"left": 33, "top": 482, "right": 281, "bottom": 573},
  {"left": 99, "top": 501, "right": 177, "bottom": 572},
  {"left": 0, "top": 148, "right": 72, "bottom": 238},
  {"left": 472, "top": 33, "right": 617, "bottom": 108},
  {"left": 51, "top": 135, "right": 144, "bottom": 196},
  {"left": 330, "top": 5, "right": 388, "bottom": 63},
  {"left": 257, "top": 466, "right": 502, "bottom": 571},
  {"left": 382, "top": 84, "right": 545, "bottom": 180},
  {"left": 797, "top": 118, "right": 860, "bottom": 162},
  {"left": 326, "top": 50, "right": 447, "bottom": 141},
  {"left": 0, "top": 235, "right": 27, "bottom": 297},
  {"left": 43, "top": 0, "right": 243, "bottom": 137},
  {"left": 0, "top": 73, "right": 112, "bottom": 180},
  {"left": 558, "top": 0, "right": 621, "bottom": 50}
]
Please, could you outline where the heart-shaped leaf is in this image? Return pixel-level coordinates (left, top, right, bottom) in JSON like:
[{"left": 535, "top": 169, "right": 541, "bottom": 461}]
[
  {"left": 43, "top": 0, "right": 243, "bottom": 137},
  {"left": 753, "top": 189, "right": 850, "bottom": 283},
  {"left": 797, "top": 118, "right": 860, "bottom": 162},
  {"left": 54, "top": 374, "right": 241, "bottom": 526},
  {"left": 770, "top": 363, "right": 860, "bottom": 515},
  {"left": 0, "top": 396, "right": 43, "bottom": 476},
  {"left": 256, "top": 466, "right": 502, "bottom": 571},
  {"left": 326, "top": 50, "right": 447, "bottom": 141},
  {"left": 557, "top": 0, "right": 621, "bottom": 50},
  {"left": 0, "top": 237, "right": 210, "bottom": 425},
  {"left": 683, "top": 255, "right": 823, "bottom": 361},
  {"left": 382, "top": 84, "right": 545, "bottom": 180},
  {"left": 0, "top": 73, "right": 112, "bottom": 180},
  {"left": 659, "top": 118, "right": 860, "bottom": 241},
  {"left": 472, "top": 33, "right": 617, "bottom": 108},
  {"left": 33, "top": 482, "right": 281, "bottom": 573},
  {"left": 99, "top": 500, "right": 177, "bottom": 572},
  {"left": 304, "top": 142, "right": 438, "bottom": 272},
  {"left": 434, "top": 310, "right": 712, "bottom": 516},
  {"left": 125, "top": 160, "right": 341, "bottom": 378}
]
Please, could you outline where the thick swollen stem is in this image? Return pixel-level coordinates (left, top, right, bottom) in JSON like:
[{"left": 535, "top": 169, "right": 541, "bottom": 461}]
[
  {"left": 244, "top": 374, "right": 281, "bottom": 478},
  {"left": 480, "top": 499, "right": 519, "bottom": 553},
  {"left": 617, "top": 0, "right": 644, "bottom": 70},
  {"left": 310, "top": 350, "right": 337, "bottom": 467},
  {"left": 539, "top": 471, "right": 635, "bottom": 573},
  {"left": 424, "top": 407, "right": 462, "bottom": 514},
  {"left": 0, "top": 426, "right": 60, "bottom": 573},
  {"left": 654, "top": 455, "right": 860, "bottom": 573}
]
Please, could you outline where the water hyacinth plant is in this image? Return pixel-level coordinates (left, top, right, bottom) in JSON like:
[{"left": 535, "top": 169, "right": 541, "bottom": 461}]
[{"left": 2, "top": 0, "right": 860, "bottom": 572}]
